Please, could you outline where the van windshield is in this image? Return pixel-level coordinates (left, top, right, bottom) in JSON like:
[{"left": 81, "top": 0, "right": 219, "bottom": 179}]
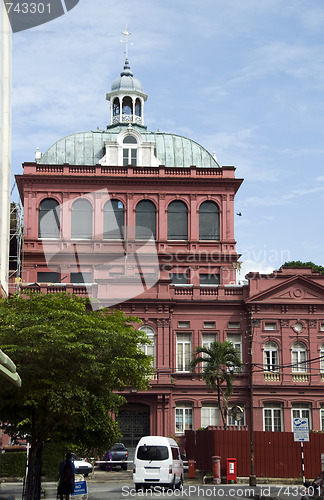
[{"left": 137, "top": 445, "right": 169, "bottom": 461}]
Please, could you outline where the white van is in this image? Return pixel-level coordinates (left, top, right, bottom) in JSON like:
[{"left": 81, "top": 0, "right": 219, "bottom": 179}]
[{"left": 133, "top": 436, "right": 184, "bottom": 491}]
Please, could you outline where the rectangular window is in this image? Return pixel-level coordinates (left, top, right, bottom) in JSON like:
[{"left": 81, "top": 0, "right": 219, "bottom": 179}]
[
  {"left": 263, "top": 406, "right": 282, "bottom": 432},
  {"left": 199, "top": 274, "right": 220, "bottom": 285},
  {"left": 227, "top": 334, "right": 242, "bottom": 371},
  {"left": 321, "top": 349, "right": 324, "bottom": 372},
  {"left": 320, "top": 324, "right": 324, "bottom": 331},
  {"left": 321, "top": 409, "right": 324, "bottom": 431},
  {"left": 170, "top": 273, "right": 189, "bottom": 285},
  {"left": 175, "top": 406, "right": 193, "bottom": 434},
  {"left": 70, "top": 272, "right": 92, "bottom": 284},
  {"left": 264, "top": 322, "right": 277, "bottom": 331},
  {"left": 178, "top": 321, "right": 190, "bottom": 328},
  {"left": 201, "top": 405, "right": 219, "bottom": 427},
  {"left": 176, "top": 334, "right": 191, "bottom": 372},
  {"left": 37, "top": 272, "right": 60, "bottom": 283},
  {"left": 204, "top": 321, "right": 216, "bottom": 329},
  {"left": 228, "top": 321, "right": 240, "bottom": 329}
]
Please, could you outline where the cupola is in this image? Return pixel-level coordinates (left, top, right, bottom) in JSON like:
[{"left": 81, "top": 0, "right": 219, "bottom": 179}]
[{"left": 106, "top": 59, "right": 148, "bottom": 127}]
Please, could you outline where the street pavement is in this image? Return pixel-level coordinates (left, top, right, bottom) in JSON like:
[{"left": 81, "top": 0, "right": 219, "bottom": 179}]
[{"left": 0, "top": 469, "right": 310, "bottom": 500}]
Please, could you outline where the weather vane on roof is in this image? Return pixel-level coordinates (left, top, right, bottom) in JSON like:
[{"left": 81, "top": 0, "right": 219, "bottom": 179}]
[{"left": 121, "top": 26, "right": 133, "bottom": 60}]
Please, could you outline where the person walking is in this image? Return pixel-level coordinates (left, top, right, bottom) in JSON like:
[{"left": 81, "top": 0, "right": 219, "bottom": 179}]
[{"left": 57, "top": 452, "right": 75, "bottom": 500}]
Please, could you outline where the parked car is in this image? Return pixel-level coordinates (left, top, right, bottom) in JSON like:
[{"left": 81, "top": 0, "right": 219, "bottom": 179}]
[
  {"left": 72, "top": 457, "right": 93, "bottom": 476},
  {"left": 100, "top": 443, "right": 128, "bottom": 471},
  {"left": 302, "top": 472, "right": 324, "bottom": 500}
]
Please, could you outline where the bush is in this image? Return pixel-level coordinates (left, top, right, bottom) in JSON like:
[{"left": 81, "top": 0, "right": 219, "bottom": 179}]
[{"left": 0, "top": 451, "right": 26, "bottom": 477}]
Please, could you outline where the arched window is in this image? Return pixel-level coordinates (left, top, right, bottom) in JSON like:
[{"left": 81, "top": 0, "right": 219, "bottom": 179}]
[
  {"left": 103, "top": 199, "right": 124, "bottom": 239},
  {"left": 135, "top": 200, "right": 156, "bottom": 240},
  {"left": 113, "top": 98, "right": 120, "bottom": 116},
  {"left": 263, "top": 341, "right": 279, "bottom": 372},
  {"left": 199, "top": 201, "right": 220, "bottom": 240},
  {"left": 139, "top": 325, "right": 155, "bottom": 367},
  {"left": 38, "top": 198, "right": 60, "bottom": 238},
  {"left": 167, "top": 200, "right": 188, "bottom": 240},
  {"left": 71, "top": 199, "right": 93, "bottom": 239},
  {"left": 123, "top": 135, "right": 137, "bottom": 166},
  {"left": 292, "top": 342, "right": 307, "bottom": 372},
  {"left": 122, "top": 96, "right": 132, "bottom": 115},
  {"left": 135, "top": 98, "right": 141, "bottom": 117}
]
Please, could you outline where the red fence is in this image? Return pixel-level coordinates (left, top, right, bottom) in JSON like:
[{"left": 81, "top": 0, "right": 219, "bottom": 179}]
[{"left": 185, "top": 429, "right": 324, "bottom": 479}]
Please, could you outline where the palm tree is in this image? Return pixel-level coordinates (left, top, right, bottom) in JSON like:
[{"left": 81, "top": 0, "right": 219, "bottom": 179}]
[{"left": 191, "top": 341, "right": 242, "bottom": 430}]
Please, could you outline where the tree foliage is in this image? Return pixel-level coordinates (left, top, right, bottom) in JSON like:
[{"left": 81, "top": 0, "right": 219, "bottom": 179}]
[
  {"left": 282, "top": 261, "right": 324, "bottom": 275},
  {"left": 0, "top": 291, "right": 152, "bottom": 454},
  {"left": 191, "top": 341, "right": 242, "bottom": 430}
]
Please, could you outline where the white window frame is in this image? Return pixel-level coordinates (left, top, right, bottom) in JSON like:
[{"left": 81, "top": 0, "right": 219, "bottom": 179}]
[
  {"left": 263, "top": 341, "right": 279, "bottom": 372},
  {"left": 175, "top": 405, "right": 193, "bottom": 434},
  {"left": 176, "top": 334, "right": 191, "bottom": 372},
  {"left": 320, "top": 344, "right": 324, "bottom": 372},
  {"left": 264, "top": 322, "right": 277, "bottom": 331},
  {"left": 227, "top": 333, "right": 242, "bottom": 372},
  {"left": 201, "top": 333, "right": 218, "bottom": 369},
  {"left": 291, "top": 405, "right": 312, "bottom": 430},
  {"left": 201, "top": 404, "right": 220, "bottom": 427},
  {"left": 291, "top": 342, "right": 307, "bottom": 373},
  {"left": 139, "top": 325, "right": 155, "bottom": 368},
  {"left": 263, "top": 405, "right": 283, "bottom": 432},
  {"left": 321, "top": 408, "right": 324, "bottom": 430}
]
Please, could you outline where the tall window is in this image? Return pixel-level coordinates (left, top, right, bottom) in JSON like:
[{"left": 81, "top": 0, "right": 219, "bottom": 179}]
[
  {"left": 175, "top": 404, "right": 193, "bottom": 434},
  {"left": 321, "top": 407, "right": 324, "bottom": 430},
  {"left": 38, "top": 198, "right": 60, "bottom": 238},
  {"left": 176, "top": 333, "right": 191, "bottom": 372},
  {"left": 135, "top": 98, "right": 141, "bottom": 117},
  {"left": 103, "top": 199, "right": 124, "bottom": 239},
  {"left": 292, "top": 342, "right": 307, "bottom": 372},
  {"left": 122, "top": 96, "right": 132, "bottom": 115},
  {"left": 263, "top": 341, "right": 279, "bottom": 372},
  {"left": 320, "top": 343, "right": 324, "bottom": 372},
  {"left": 139, "top": 325, "right": 155, "bottom": 368},
  {"left": 123, "top": 135, "right": 137, "bottom": 166},
  {"left": 199, "top": 201, "right": 220, "bottom": 240},
  {"left": 135, "top": 200, "right": 156, "bottom": 240},
  {"left": 113, "top": 97, "right": 120, "bottom": 116},
  {"left": 201, "top": 404, "right": 219, "bottom": 427},
  {"left": 227, "top": 333, "right": 242, "bottom": 371},
  {"left": 291, "top": 404, "right": 311, "bottom": 429},
  {"left": 263, "top": 405, "right": 283, "bottom": 432},
  {"left": 167, "top": 201, "right": 188, "bottom": 240},
  {"left": 202, "top": 333, "right": 218, "bottom": 368},
  {"left": 71, "top": 199, "right": 93, "bottom": 239}
]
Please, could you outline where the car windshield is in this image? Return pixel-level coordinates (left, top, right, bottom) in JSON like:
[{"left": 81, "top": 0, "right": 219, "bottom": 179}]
[{"left": 137, "top": 445, "right": 169, "bottom": 461}]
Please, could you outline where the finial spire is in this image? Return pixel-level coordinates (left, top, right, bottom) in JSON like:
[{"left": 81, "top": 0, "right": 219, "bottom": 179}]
[{"left": 121, "top": 26, "right": 133, "bottom": 60}]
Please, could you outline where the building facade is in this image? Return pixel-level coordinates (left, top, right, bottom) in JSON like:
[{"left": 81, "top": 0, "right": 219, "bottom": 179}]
[{"left": 15, "top": 60, "right": 324, "bottom": 448}]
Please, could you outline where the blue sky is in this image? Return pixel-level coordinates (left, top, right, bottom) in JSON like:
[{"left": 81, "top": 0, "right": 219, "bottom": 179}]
[{"left": 10, "top": 0, "right": 324, "bottom": 280}]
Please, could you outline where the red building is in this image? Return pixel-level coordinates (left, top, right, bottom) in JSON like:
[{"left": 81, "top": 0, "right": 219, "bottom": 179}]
[{"left": 15, "top": 59, "right": 324, "bottom": 449}]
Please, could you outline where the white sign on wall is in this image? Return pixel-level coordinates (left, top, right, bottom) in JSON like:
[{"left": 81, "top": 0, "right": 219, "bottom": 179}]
[{"left": 293, "top": 418, "right": 309, "bottom": 442}]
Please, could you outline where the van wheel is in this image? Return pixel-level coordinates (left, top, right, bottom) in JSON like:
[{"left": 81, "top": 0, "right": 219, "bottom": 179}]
[
  {"left": 176, "top": 475, "right": 183, "bottom": 489},
  {"left": 169, "top": 476, "right": 176, "bottom": 491},
  {"left": 135, "top": 484, "right": 141, "bottom": 492}
]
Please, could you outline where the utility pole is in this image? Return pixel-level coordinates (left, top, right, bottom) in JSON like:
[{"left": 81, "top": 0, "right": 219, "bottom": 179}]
[{"left": 249, "top": 310, "right": 256, "bottom": 487}]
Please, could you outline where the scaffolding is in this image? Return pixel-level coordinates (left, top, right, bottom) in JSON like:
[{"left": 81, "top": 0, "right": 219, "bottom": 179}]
[{"left": 8, "top": 202, "right": 23, "bottom": 294}]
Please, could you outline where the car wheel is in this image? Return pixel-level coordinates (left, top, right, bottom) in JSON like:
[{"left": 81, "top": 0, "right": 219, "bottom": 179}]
[
  {"left": 135, "top": 484, "right": 141, "bottom": 492},
  {"left": 176, "top": 475, "right": 183, "bottom": 489},
  {"left": 169, "top": 476, "right": 176, "bottom": 491},
  {"left": 122, "top": 464, "right": 128, "bottom": 471}
]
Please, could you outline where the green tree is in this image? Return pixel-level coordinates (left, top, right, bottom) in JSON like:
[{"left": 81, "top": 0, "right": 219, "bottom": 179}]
[
  {"left": 0, "top": 291, "right": 152, "bottom": 499},
  {"left": 191, "top": 341, "right": 242, "bottom": 430},
  {"left": 282, "top": 260, "right": 324, "bottom": 275}
]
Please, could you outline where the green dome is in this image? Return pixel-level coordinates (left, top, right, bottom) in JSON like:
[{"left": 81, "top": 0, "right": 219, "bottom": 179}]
[
  {"left": 39, "top": 126, "right": 220, "bottom": 168},
  {"left": 110, "top": 60, "right": 143, "bottom": 93}
]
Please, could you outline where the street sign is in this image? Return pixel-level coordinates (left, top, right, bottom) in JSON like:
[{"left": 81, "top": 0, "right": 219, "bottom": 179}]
[{"left": 293, "top": 417, "right": 309, "bottom": 442}]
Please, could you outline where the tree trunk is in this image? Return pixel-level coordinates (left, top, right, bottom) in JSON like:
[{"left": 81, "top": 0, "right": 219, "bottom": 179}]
[
  {"left": 23, "top": 445, "right": 42, "bottom": 500},
  {"left": 217, "top": 380, "right": 227, "bottom": 430}
]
